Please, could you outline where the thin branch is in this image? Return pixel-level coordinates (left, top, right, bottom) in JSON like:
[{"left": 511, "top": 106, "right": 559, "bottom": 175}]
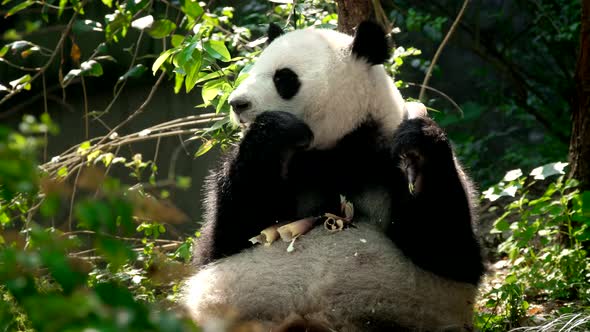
[
  {"left": 95, "top": 30, "right": 146, "bottom": 119},
  {"left": 42, "top": 73, "right": 49, "bottom": 163},
  {"left": 406, "top": 82, "right": 463, "bottom": 116},
  {"left": 81, "top": 76, "right": 89, "bottom": 139},
  {"left": 419, "top": 0, "right": 470, "bottom": 101},
  {"left": 40, "top": 114, "right": 224, "bottom": 176},
  {"left": 62, "top": 230, "right": 183, "bottom": 244},
  {"left": 0, "top": 58, "right": 41, "bottom": 72},
  {"left": 68, "top": 166, "right": 82, "bottom": 231},
  {"left": 0, "top": 4, "right": 81, "bottom": 106},
  {"left": 98, "top": 72, "right": 166, "bottom": 147}
]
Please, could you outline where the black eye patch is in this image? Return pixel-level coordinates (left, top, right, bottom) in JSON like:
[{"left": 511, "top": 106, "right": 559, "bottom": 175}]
[{"left": 273, "top": 68, "right": 301, "bottom": 100}]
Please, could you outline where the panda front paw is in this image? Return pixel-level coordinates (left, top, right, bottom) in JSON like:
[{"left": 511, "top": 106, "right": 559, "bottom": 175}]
[
  {"left": 246, "top": 111, "right": 314, "bottom": 150},
  {"left": 393, "top": 117, "right": 455, "bottom": 193}
]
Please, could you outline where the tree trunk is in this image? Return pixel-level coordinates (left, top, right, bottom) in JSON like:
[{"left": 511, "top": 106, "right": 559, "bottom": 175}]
[
  {"left": 335, "top": 0, "right": 372, "bottom": 35},
  {"left": 568, "top": 2, "right": 590, "bottom": 191}
]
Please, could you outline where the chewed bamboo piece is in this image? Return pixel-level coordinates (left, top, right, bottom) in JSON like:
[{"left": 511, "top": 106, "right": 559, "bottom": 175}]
[
  {"left": 324, "top": 195, "right": 355, "bottom": 232},
  {"left": 249, "top": 224, "right": 281, "bottom": 246},
  {"left": 277, "top": 217, "right": 317, "bottom": 242},
  {"left": 248, "top": 195, "right": 355, "bottom": 250},
  {"left": 323, "top": 213, "right": 351, "bottom": 232}
]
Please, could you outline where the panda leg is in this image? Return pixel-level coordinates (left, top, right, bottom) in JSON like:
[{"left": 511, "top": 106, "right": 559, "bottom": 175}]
[
  {"left": 194, "top": 111, "right": 314, "bottom": 266},
  {"left": 389, "top": 117, "right": 484, "bottom": 285}
]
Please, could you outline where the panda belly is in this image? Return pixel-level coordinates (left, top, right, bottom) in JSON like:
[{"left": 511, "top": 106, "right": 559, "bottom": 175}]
[{"left": 182, "top": 224, "right": 477, "bottom": 331}]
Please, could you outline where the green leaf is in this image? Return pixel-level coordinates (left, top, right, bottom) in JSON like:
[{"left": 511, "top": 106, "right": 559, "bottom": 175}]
[
  {"left": 201, "top": 78, "right": 224, "bottom": 105},
  {"left": 57, "top": 166, "right": 68, "bottom": 177},
  {"left": 77, "top": 140, "right": 91, "bottom": 153},
  {"left": 73, "top": 19, "right": 103, "bottom": 33},
  {"left": 97, "top": 237, "right": 136, "bottom": 271},
  {"left": 529, "top": 162, "right": 568, "bottom": 180},
  {"left": 40, "top": 194, "right": 61, "bottom": 217},
  {"left": 118, "top": 64, "right": 147, "bottom": 82},
  {"left": 194, "top": 70, "right": 224, "bottom": 84},
  {"left": 147, "top": 19, "right": 176, "bottom": 39},
  {"left": 0, "top": 44, "right": 8, "bottom": 58},
  {"left": 101, "top": 0, "right": 112, "bottom": 7},
  {"left": 582, "top": 191, "right": 590, "bottom": 217},
  {"left": 504, "top": 274, "right": 517, "bottom": 284},
  {"left": 62, "top": 60, "right": 103, "bottom": 86},
  {"left": 152, "top": 48, "right": 176, "bottom": 74},
  {"left": 174, "top": 72, "right": 184, "bottom": 94},
  {"left": 171, "top": 34, "right": 185, "bottom": 47},
  {"left": 58, "top": 0, "right": 67, "bottom": 17},
  {"left": 203, "top": 40, "right": 231, "bottom": 62},
  {"left": 182, "top": 0, "right": 203, "bottom": 19},
  {"left": 176, "top": 176, "right": 191, "bottom": 189},
  {"left": 185, "top": 52, "right": 203, "bottom": 93},
  {"left": 8, "top": 74, "right": 31, "bottom": 90},
  {"left": 194, "top": 139, "right": 214, "bottom": 157},
  {"left": 173, "top": 41, "right": 197, "bottom": 68},
  {"left": 80, "top": 59, "right": 103, "bottom": 76},
  {"left": 5, "top": 0, "right": 33, "bottom": 17}
]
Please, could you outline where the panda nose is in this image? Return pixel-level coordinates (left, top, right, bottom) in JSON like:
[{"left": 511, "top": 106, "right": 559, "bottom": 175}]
[{"left": 229, "top": 99, "right": 251, "bottom": 114}]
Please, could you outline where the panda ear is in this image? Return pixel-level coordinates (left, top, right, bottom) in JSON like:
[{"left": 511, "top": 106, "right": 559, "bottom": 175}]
[
  {"left": 267, "top": 23, "right": 284, "bottom": 44},
  {"left": 351, "top": 21, "right": 391, "bottom": 65}
]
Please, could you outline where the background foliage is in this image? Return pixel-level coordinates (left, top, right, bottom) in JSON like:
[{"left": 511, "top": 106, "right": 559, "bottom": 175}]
[{"left": 0, "top": 0, "right": 588, "bottom": 331}]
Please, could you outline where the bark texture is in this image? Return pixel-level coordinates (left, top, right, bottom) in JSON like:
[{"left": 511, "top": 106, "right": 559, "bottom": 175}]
[
  {"left": 568, "top": 2, "right": 590, "bottom": 191},
  {"left": 335, "top": 0, "right": 372, "bottom": 35}
]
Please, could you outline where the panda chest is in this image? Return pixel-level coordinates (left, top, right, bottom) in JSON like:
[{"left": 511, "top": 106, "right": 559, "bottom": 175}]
[{"left": 287, "top": 146, "right": 394, "bottom": 230}]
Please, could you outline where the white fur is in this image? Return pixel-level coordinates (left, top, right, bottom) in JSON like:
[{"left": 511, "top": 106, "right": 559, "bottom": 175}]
[
  {"left": 228, "top": 28, "right": 406, "bottom": 149},
  {"left": 183, "top": 224, "right": 476, "bottom": 331}
]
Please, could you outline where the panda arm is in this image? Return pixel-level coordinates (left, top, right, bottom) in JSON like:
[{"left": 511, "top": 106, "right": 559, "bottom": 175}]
[
  {"left": 387, "top": 117, "right": 484, "bottom": 285},
  {"left": 194, "top": 111, "right": 313, "bottom": 266}
]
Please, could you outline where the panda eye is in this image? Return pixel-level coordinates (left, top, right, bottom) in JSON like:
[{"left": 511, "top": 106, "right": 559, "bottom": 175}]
[{"left": 273, "top": 68, "right": 301, "bottom": 100}]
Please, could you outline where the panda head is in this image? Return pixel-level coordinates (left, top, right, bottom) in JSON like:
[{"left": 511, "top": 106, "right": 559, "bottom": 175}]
[{"left": 228, "top": 21, "right": 406, "bottom": 149}]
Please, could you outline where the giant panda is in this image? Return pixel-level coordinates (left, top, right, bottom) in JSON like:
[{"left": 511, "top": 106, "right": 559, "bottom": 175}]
[{"left": 183, "top": 21, "right": 484, "bottom": 332}]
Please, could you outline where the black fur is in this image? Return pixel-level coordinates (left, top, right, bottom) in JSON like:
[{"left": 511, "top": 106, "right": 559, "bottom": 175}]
[
  {"left": 267, "top": 23, "right": 284, "bottom": 44},
  {"left": 195, "top": 111, "right": 484, "bottom": 285},
  {"left": 274, "top": 68, "right": 301, "bottom": 100},
  {"left": 351, "top": 21, "right": 391, "bottom": 65}
]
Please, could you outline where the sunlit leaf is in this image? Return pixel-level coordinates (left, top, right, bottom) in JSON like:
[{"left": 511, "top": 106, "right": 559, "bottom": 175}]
[
  {"left": 174, "top": 72, "right": 184, "bottom": 94},
  {"left": 0, "top": 45, "right": 8, "bottom": 58},
  {"left": 203, "top": 40, "right": 231, "bottom": 62},
  {"left": 152, "top": 48, "right": 175, "bottom": 74},
  {"left": 503, "top": 169, "right": 523, "bottom": 182},
  {"left": 185, "top": 52, "right": 203, "bottom": 93},
  {"left": 201, "top": 78, "right": 224, "bottom": 105},
  {"left": 147, "top": 19, "right": 176, "bottom": 39},
  {"left": 8, "top": 74, "right": 31, "bottom": 90},
  {"left": 131, "top": 15, "right": 154, "bottom": 30},
  {"left": 58, "top": 0, "right": 68, "bottom": 17},
  {"left": 171, "top": 34, "right": 185, "bottom": 47},
  {"left": 81, "top": 60, "right": 103, "bottom": 76},
  {"left": 77, "top": 141, "right": 91, "bottom": 154},
  {"left": 182, "top": 0, "right": 203, "bottom": 19},
  {"left": 530, "top": 162, "right": 568, "bottom": 180},
  {"left": 73, "top": 19, "right": 103, "bottom": 33},
  {"left": 194, "top": 139, "right": 214, "bottom": 157}
]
